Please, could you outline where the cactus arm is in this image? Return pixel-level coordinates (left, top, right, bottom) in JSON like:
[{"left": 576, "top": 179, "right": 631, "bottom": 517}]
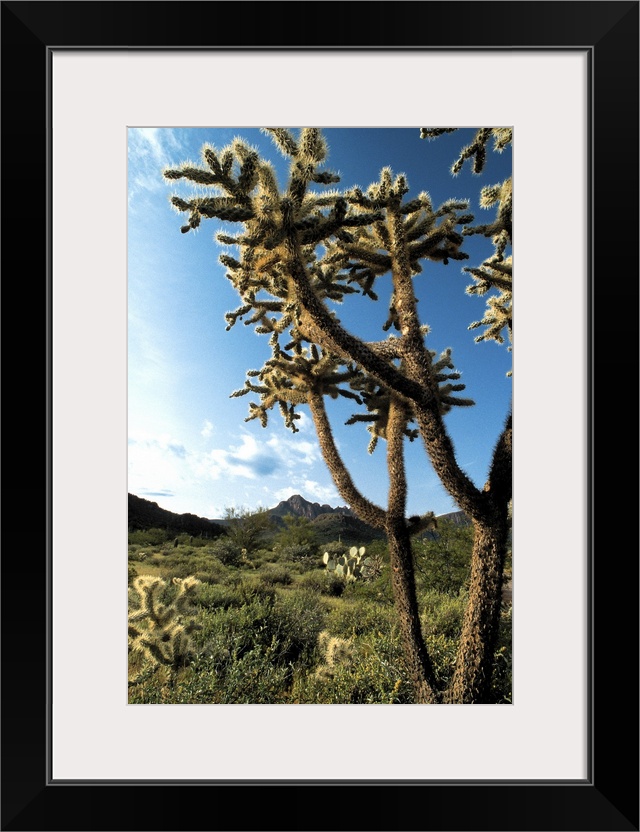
[
  {"left": 386, "top": 398, "right": 409, "bottom": 523},
  {"left": 486, "top": 409, "right": 512, "bottom": 506},
  {"left": 307, "top": 390, "right": 386, "bottom": 530}
]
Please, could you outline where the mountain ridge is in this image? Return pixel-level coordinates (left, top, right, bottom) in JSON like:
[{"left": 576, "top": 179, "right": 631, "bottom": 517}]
[
  {"left": 129, "top": 492, "right": 470, "bottom": 540},
  {"left": 267, "top": 493, "right": 352, "bottom": 520}
]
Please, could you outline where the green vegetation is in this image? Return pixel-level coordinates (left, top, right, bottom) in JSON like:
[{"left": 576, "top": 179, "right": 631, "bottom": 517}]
[
  {"left": 222, "top": 505, "right": 275, "bottom": 552},
  {"left": 128, "top": 527, "right": 512, "bottom": 704}
]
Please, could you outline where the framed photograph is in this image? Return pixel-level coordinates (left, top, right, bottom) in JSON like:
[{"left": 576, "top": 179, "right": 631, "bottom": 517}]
[{"left": 2, "top": 1, "right": 638, "bottom": 830}]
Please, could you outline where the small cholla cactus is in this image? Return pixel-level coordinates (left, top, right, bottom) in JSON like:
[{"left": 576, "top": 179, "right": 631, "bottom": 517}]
[
  {"left": 315, "top": 630, "right": 354, "bottom": 680},
  {"left": 128, "top": 575, "right": 202, "bottom": 671}
]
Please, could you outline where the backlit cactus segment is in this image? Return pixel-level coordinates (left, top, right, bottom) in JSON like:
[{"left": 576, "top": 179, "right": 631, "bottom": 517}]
[{"left": 128, "top": 575, "right": 203, "bottom": 671}]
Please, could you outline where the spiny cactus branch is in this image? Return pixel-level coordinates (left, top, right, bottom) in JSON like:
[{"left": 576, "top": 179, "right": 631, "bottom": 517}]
[{"left": 307, "top": 390, "right": 386, "bottom": 530}]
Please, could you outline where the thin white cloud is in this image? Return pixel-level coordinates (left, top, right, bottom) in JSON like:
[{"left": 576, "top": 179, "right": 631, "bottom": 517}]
[
  {"left": 129, "top": 433, "right": 187, "bottom": 458},
  {"left": 271, "top": 479, "right": 340, "bottom": 505},
  {"left": 301, "top": 479, "right": 341, "bottom": 503},
  {"left": 128, "top": 426, "right": 333, "bottom": 517},
  {"left": 201, "top": 420, "right": 214, "bottom": 438},
  {"left": 292, "top": 411, "right": 313, "bottom": 433},
  {"left": 200, "top": 434, "right": 277, "bottom": 481},
  {"left": 197, "top": 432, "right": 318, "bottom": 481},
  {"left": 128, "top": 127, "right": 188, "bottom": 203},
  {"left": 265, "top": 433, "right": 320, "bottom": 468}
]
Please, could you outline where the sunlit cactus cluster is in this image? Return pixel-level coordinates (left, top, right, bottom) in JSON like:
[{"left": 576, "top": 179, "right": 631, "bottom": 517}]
[
  {"left": 163, "top": 127, "right": 475, "bottom": 444},
  {"left": 128, "top": 575, "right": 202, "bottom": 671},
  {"left": 421, "top": 126, "right": 513, "bottom": 369},
  {"left": 314, "top": 630, "right": 354, "bottom": 680},
  {"left": 322, "top": 545, "right": 383, "bottom": 581}
]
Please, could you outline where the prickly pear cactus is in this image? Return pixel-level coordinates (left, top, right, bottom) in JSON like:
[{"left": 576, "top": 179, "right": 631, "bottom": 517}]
[{"left": 321, "top": 545, "right": 378, "bottom": 581}]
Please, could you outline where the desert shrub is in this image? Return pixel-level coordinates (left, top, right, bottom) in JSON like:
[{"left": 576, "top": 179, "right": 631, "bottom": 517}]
[
  {"left": 326, "top": 599, "right": 396, "bottom": 638},
  {"left": 128, "top": 564, "right": 137, "bottom": 585},
  {"left": 277, "top": 543, "right": 316, "bottom": 561},
  {"left": 195, "top": 582, "right": 245, "bottom": 611},
  {"left": 128, "top": 546, "right": 149, "bottom": 562},
  {"left": 294, "top": 624, "right": 459, "bottom": 704},
  {"left": 424, "top": 633, "right": 458, "bottom": 689},
  {"left": 420, "top": 589, "right": 467, "bottom": 638},
  {"left": 320, "top": 540, "right": 350, "bottom": 558},
  {"left": 489, "top": 604, "right": 512, "bottom": 703},
  {"left": 292, "top": 627, "right": 413, "bottom": 704},
  {"left": 128, "top": 528, "right": 169, "bottom": 546},
  {"left": 208, "top": 537, "right": 244, "bottom": 566},
  {"left": 245, "top": 548, "right": 277, "bottom": 568},
  {"left": 175, "top": 535, "right": 210, "bottom": 549},
  {"left": 222, "top": 506, "right": 275, "bottom": 552},
  {"left": 144, "top": 551, "right": 228, "bottom": 585},
  {"left": 193, "top": 558, "right": 228, "bottom": 585},
  {"left": 129, "top": 660, "right": 214, "bottom": 704},
  {"left": 164, "top": 561, "right": 201, "bottom": 579},
  {"left": 197, "top": 588, "right": 325, "bottom": 667},
  {"left": 272, "top": 589, "right": 327, "bottom": 665},
  {"left": 130, "top": 646, "right": 293, "bottom": 705},
  {"left": 413, "top": 520, "right": 473, "bottom": 596},
  {"left": 172, "top": 533, "right": 205, "bottom": 547},
  {"left": 297, "top": 569, "right": 346, "bottom": 597},
  {"left": 340, "top": 571, "right": 394, "bottom": 605},
  {"left": 210, "top": 645, "right": 292, "bottom": 703},
  {"left": 258, "top": 564, "right": 293, "bottom": 586},
  {"left": 194, "top": 596, "right": 273, "bottom": 659},
  {"left": 362, "top": 539, "right": 389, "bottom": 560}
]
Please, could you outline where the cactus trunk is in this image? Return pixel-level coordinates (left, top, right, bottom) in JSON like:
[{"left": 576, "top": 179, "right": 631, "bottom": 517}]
[
  {"left": 386, "top": 521, "right": 441, "bottom": 704},
  {"left": 448, "top": 512, "right": 509, "bottom": 703}
]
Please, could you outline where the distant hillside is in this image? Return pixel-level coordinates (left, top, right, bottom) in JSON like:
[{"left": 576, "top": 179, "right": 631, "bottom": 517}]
[
  {"left": 129, "top": 491, "right": 472, "bottom": 546},
  {"left": 265, "top": 495, "right": 469, "bottom": 546},
  {"left": 128, "top": 494, "right": 225, "bottom": 538},
  {"left": 436, "top": 510, "right": 472, "bottom": 527},
  {"left": 309, "top": 512, "right": 385, "bottom": 545}
]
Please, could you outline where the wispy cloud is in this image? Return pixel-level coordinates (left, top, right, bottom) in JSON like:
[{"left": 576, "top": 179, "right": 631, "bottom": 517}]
[
  {"left": 193, "top": 431, "right": 323, "bottom": 482},
  {"left": 272, "top": 479, "right": 340, "bottom": 505},
  {"left": 128, "top": 127, "right": 187, "bottom": 204},
  {"left": 129, "top": 421, "right": 338, "bottom": 516},
  {"left": 199, "top": 434, "right": 277, "bottom": 480},
  {"left": 201, "top": 420, "right": 214, "bottom": 438},
  {"left": 265, "top": 433, "right": 320, "bottom": 468},
  {"left": 129, "top": 434, "right": 187, "bottom": 458},
  {"left": 139, "top": 489, "right": 175, "bottom": 499}
]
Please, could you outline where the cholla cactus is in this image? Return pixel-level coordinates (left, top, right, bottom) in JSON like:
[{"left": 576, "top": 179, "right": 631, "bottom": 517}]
[
  {"left": 128, "top": 575, "right": 202, "bottom": 670},
  {"left": 315, "top": 630, "right": 354, "bottom": 680},
  {"left": 165, "top": 127, "right": 513, "bottom": 704}
]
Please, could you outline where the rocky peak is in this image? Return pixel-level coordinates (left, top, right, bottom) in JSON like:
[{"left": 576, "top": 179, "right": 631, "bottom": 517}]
[{"left": 269, "top": 493, "right": 352, "bottom": 520}]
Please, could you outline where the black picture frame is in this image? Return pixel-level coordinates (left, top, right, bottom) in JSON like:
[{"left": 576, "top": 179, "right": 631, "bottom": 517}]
[{"left": 2, "top": 2, "right": 638, "bottom": 830}]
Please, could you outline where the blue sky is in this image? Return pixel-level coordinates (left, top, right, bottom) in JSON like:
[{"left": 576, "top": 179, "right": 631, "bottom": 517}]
[{"left": 128, "top": 127, "right": 512, "bottom": 520}]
